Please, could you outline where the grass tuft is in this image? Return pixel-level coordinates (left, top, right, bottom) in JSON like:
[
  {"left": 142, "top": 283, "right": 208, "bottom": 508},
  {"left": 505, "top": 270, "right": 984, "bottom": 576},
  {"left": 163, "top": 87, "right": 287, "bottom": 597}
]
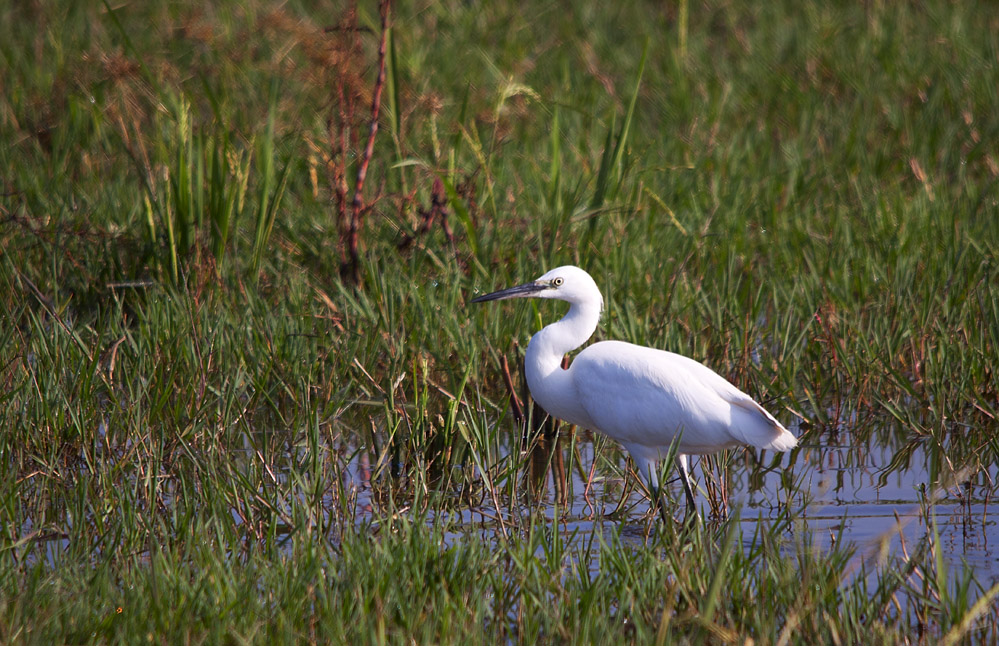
[{"left": 2, "top": 0, "right": 999, "bottom": 643}]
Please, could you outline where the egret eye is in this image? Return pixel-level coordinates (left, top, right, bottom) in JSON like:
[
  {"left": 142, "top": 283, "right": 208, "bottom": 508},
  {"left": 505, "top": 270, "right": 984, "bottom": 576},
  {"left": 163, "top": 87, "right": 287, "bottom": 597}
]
[{"left": 552, "top": 277, "right": 564, "bottom": 286}]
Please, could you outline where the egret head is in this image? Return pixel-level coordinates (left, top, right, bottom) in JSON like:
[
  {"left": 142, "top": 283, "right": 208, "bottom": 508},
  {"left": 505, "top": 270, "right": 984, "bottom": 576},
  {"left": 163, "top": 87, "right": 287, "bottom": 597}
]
[{"left": 471, "top": 265, "right": 603, "bottom": 310}]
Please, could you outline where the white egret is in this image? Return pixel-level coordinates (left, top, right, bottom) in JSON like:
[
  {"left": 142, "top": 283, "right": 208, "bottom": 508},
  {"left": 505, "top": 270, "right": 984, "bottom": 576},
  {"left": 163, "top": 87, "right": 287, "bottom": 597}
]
[{"left": 471, "top": 265, "right": 797, "bottom": 519}]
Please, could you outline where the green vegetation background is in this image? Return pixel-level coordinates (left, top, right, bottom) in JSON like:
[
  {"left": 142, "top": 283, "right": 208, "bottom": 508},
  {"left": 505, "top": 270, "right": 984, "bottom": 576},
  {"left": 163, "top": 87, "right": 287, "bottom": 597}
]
[{"left": 2, "top": 0, "right": 998, "bottom": 643}]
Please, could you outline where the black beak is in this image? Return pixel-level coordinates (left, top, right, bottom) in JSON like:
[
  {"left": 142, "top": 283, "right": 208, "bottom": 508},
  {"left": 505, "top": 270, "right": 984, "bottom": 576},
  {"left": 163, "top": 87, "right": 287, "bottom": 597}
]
[{"left": 470, "top": 281, "right": 549, "bottom": 303}]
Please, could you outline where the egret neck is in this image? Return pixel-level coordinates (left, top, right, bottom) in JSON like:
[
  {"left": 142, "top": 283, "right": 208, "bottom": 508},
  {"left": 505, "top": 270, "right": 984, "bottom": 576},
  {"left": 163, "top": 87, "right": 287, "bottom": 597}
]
[{"left": 524, "top": 297, "right": 601, "bottom": 428}]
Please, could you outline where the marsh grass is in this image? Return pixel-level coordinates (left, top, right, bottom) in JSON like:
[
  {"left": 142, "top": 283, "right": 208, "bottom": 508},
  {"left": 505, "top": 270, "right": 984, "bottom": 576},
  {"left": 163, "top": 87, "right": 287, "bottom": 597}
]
[{"left": 2, "top": 0, "right": 999, "bottom": 643}]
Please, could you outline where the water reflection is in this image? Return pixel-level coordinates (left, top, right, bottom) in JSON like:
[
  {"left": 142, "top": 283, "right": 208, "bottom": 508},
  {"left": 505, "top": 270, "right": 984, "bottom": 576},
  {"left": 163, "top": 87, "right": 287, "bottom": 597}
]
[
  {"left": 20, "top": 417, "right": 994, "bottom": 598},
  {"left": 344, "top": 424, "right": 999, "bottom": 588}
]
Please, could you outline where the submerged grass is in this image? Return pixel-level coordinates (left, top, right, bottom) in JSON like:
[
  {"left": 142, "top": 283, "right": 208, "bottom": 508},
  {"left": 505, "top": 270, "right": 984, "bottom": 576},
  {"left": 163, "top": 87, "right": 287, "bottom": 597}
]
[{"left": 2, "top": 0, "right": 999, "bottom": 643}]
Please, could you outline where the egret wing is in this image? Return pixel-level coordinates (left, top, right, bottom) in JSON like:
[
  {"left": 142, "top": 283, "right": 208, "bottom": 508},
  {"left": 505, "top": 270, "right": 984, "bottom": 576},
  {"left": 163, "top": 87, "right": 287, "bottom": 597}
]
[
  {"left": 660, "top": 349, "right": 796, "bottom": 450},
  {"left": 570, "top": 341, "right": 792, "bottom": 453}
]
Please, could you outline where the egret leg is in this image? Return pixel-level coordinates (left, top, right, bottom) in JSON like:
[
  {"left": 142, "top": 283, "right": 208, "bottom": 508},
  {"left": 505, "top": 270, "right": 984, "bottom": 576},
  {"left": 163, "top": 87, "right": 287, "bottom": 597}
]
[
  {"left": 677, "top": 454, "right": 698, "bottom": 517},
  {"left": 653, "top": 482, "right": 671, "bottom": 525},
  {"left": 635, "top": 455, "right": 671, "bottom": 524}
]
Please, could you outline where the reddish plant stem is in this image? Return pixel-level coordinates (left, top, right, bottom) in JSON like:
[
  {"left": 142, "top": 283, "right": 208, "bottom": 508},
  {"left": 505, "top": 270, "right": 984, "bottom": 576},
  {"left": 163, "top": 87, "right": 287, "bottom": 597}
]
[
  {"left": 500, "top": 355, "right": 524, "bottom": 425},
  {"left": 342, "top": 0, "right": 390, "bottom": 282}
]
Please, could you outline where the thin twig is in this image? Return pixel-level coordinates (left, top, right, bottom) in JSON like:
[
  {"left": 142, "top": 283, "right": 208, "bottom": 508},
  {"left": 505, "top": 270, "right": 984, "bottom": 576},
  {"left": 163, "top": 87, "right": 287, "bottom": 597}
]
[
  {"left": 343, "top": 0, "right": 391, "bottom": 282},
  {"left": 500, "top": 355, "right": 524, "bottom": 424}
]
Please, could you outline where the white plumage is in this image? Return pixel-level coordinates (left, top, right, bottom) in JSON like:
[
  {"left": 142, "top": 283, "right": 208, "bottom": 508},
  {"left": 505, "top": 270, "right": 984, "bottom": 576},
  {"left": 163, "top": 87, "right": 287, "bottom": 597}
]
[{"left": 472, "top": 265, "right": 797, "bottom": 518}]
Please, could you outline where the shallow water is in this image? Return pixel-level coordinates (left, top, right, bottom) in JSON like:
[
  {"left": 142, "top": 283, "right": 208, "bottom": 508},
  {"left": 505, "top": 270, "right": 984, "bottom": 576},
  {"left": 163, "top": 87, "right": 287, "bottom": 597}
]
[
  {"left": 345, "top": 428, "right": 999, "bottom": 590},
  {"left": 20, "top": 419, "right": 997, "bottom": 603},
  {"left": 792, "top": 436, "right": 999, "bottom": 589}
]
